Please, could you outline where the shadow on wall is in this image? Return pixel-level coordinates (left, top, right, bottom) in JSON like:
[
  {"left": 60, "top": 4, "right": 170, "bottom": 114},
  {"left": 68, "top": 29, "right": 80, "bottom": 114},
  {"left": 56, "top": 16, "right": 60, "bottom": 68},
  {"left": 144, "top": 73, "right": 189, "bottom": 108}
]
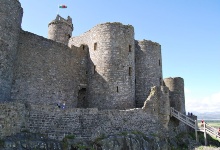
[
  {"left": 75, "top": 44, "right": 108, "bottom": 109},
  {"left": 135, "top": 42, "right": 151, "bottom": 108}
]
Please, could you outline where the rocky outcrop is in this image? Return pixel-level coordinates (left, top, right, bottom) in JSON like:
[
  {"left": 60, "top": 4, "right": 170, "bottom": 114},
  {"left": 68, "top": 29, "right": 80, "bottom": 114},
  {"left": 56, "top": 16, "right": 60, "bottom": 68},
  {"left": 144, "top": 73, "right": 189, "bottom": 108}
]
[
  {"left": 0, "top": 132, "right": 62, "bottom": 150},
  {"left": 0, "top": 132, "right": 168, "bottom": 150},
  {"left": 92, "top": 133, "right": 168, "bottom": 150}
]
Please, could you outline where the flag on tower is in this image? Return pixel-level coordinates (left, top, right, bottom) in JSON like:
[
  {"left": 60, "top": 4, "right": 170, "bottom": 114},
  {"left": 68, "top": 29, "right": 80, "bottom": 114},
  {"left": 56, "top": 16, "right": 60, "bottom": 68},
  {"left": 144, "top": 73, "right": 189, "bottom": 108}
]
[{"left": 59, "top": 5, "right": 67, "bottom": 8}]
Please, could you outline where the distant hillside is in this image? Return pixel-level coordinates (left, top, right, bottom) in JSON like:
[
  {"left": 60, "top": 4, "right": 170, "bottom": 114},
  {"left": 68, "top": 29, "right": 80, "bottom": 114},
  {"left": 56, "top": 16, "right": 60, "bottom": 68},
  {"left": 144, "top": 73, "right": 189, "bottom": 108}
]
[{"left": 193, "top": 111, "right": 220, "bottom": 120}]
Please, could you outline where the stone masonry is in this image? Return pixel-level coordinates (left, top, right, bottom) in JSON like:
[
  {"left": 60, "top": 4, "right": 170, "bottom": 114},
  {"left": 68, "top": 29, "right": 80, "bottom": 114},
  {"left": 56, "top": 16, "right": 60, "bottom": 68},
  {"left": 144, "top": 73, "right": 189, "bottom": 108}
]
[
  {"left": 0, "top": 0, "right": 187, "bottom": 142},
  {"left": 0, "top": 0, "right": 23, "bottom": 101},
  {"left": 0, "top": 86, "right": 170, "bottom": 141},
  {"left": 69, "top": 22, "right": 135, "bottom": 110},
  {"left": 48, "top": 15, "right": 73, "bottom": 45}
]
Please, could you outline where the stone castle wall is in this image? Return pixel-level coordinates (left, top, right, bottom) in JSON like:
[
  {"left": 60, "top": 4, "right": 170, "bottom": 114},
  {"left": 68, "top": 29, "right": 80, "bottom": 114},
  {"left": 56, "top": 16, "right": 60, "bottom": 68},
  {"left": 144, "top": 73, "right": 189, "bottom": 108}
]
[
  {"left": 135, "top": 40, "right": 163, "bottom": 107},
  {"left": 0, "top": 96, "right": 168, "bottom": 141},
  {"left": 69, "top": 22, "right": 135, "bottom": 110},
  {"left": 0, "top": 101, "right": 26, "bottom": 138},
  {"left": 11, "top": 31, "right": 87, "bottom": 108},
  {"left": 0, "top": 0, "right": 23, "bottom": 101}
]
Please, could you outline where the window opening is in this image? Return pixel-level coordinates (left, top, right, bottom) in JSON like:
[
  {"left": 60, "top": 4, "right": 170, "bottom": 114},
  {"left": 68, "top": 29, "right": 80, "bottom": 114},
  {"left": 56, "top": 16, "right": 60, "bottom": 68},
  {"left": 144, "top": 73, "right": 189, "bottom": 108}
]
[
  {"left": 117, "top": 86, "right": 119, "bottom": 93},
  {"left": 94, "top": 42, "right": 97, "bottom": 50},
  {"left": 67, "top": 34, "right": 71, "bottom": 39},
  {"left": 129, "top": 45, "right": 132, "bottom": 52},
  {"left": 94, "top": 65, "right": 96, "bottom": 74},
  {"left": 129, "top": 67, "right": 132, "bottom": 76}
]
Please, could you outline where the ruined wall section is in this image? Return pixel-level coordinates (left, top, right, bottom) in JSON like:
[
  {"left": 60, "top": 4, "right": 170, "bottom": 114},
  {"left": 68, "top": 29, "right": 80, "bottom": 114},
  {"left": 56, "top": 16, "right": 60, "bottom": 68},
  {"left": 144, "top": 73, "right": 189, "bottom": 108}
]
[
  {"left": 11, "top": 31, "right": 83, "bottom": 107},
  {"left": 0, "top": 0, "right": 23, "bottom": 101},
  {"left": 135, "top": 40, "right": 163, "bottom": 108},
  {"left": 142, "top": 86, "right": 170, "bottom": 129},
  {"left": 69, "top": 22, "right": 135, "bottom": 110},
  {"left": 48, "top": 15, "right": 73, "bottom": 45}
]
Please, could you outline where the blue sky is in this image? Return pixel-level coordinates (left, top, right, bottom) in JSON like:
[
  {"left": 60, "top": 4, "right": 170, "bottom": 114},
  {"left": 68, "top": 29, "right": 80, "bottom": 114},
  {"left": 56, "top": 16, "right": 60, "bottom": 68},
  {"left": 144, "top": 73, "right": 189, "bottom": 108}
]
[{"left": 19, "top": 0, "right": 220, "bottom": 113}]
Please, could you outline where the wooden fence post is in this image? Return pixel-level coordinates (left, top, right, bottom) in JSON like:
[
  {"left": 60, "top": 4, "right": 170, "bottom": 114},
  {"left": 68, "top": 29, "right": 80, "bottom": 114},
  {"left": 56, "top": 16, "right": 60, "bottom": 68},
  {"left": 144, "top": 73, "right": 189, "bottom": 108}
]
[
  {"left": 204, "top": 123, "right": 207, "bottom": 146},
  {"left": 195, "top": 120, "right": 198, "bottom": 142}
]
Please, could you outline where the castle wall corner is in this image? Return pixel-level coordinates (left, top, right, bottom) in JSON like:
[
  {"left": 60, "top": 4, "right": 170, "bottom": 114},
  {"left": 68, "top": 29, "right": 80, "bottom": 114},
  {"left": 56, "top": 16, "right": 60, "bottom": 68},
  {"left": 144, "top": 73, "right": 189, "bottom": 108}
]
[{"left": 0, "top": 0, "right": 23, "bottom": 101}]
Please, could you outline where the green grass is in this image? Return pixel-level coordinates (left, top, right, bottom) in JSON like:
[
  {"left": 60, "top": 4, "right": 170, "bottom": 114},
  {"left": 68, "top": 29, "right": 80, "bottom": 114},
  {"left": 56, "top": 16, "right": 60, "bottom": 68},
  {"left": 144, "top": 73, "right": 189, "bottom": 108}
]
[
  {"left": 196, "top": 145, "right": 219, "bottom": 150},
  {"left": 206, "top": 120, "right": 220, "bottom": 128},
  {"left": 198, "top": 120, "right": 220, "bottom": 129},
  {"left": 196, "top": 132, "right": 220, "bottom": 147}
]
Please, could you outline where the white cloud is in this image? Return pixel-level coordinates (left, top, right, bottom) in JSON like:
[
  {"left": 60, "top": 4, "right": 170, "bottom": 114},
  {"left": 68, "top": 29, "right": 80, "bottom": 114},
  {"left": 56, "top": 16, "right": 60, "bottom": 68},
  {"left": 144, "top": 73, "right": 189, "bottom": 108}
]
[{"left": 185, "top": 91, "right": 220, "bottom": 113}]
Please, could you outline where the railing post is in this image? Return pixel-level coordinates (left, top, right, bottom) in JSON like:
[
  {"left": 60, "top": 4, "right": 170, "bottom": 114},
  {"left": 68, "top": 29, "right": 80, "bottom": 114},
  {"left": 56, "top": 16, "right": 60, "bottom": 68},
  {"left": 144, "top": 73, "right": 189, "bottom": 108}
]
[
  {"left": 195, "top": 120, "right": 198, "bottom": 142},
  {"left": 177, "top": 111, "right": 180, "bottom": 119},
  {"left": 170, "top": 107, "right": 173, "bottom": 117},
  {"left": 204, "top": 123, "right": 207, "bottom": 146}
]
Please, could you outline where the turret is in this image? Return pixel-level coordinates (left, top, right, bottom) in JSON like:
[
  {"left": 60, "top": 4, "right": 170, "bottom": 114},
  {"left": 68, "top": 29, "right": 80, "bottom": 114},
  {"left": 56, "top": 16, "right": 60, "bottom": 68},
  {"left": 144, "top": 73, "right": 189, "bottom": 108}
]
[
  {"left": 0, "top": 0, "right": 23, "bottom": 101},
  {"left": 48, "top": 15, "right": 73, "bottom": 45},
  {"left": 163, "top": 77, "right": 185, "bottom": 114},
  {"left": 164, "top": 77, "right": 186, "bottom": 131},
  {"left": 69, "top": 22, "right": 135, "bottom": 110},
  {"left": 86, "top": 22, "right": 135, "bottom": 110}
]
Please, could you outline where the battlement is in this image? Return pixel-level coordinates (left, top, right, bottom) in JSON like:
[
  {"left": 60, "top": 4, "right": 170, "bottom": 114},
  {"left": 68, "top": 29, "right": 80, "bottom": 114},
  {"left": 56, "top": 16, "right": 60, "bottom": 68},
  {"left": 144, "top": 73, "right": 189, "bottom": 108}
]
[
  {"left": 136, "top": 39, "right": 161, "bottom": 47},
  {"left": 48, "top": 15, "right": 73, "bottom": 45},
  {"left": 95, "top": 22, "right": 134, "bottom": 29},
  {"left": 48, "top": 15, "right": 73, "bottom": 29}
]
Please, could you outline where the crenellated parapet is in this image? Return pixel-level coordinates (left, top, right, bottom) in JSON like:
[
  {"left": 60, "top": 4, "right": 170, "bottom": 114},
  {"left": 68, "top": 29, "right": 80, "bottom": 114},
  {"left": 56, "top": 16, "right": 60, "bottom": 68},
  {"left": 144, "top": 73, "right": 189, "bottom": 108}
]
[{"left": 48, "top": 15, "right": 73, "bottom": 45}]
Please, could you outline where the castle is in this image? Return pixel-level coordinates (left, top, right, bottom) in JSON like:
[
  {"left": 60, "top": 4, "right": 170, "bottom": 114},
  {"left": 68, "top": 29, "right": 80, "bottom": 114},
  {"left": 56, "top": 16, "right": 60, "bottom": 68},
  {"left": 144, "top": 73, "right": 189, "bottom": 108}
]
[{"left": 0, "top": 0, "right": 186, "bottom": 143}]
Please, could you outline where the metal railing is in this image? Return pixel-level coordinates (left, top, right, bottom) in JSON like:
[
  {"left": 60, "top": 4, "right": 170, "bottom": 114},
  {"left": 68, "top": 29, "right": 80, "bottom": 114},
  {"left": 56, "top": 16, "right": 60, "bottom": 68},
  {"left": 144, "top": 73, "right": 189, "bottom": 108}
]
[{"left": 170, "top": 107, "right": 220, "bottom": 144}]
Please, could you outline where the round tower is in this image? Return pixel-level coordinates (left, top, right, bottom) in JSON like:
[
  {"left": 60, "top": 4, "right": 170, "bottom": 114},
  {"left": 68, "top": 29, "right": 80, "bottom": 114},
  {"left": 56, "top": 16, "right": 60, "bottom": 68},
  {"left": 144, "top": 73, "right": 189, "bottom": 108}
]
[
  {"left": 163, "top": 77, "right": 185, "bottom": 114},
  {"left": 86, "top": 22, "right": 135, "bottom": 110},
  {"left": 0, "top": 0, "right": 23, "bottom": 101},
  {"left": 135, "top": 40, "right": 163, "bottom": 107},
  {"left": 48, "top": 15, "right": 73, "bottom": 45}
]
